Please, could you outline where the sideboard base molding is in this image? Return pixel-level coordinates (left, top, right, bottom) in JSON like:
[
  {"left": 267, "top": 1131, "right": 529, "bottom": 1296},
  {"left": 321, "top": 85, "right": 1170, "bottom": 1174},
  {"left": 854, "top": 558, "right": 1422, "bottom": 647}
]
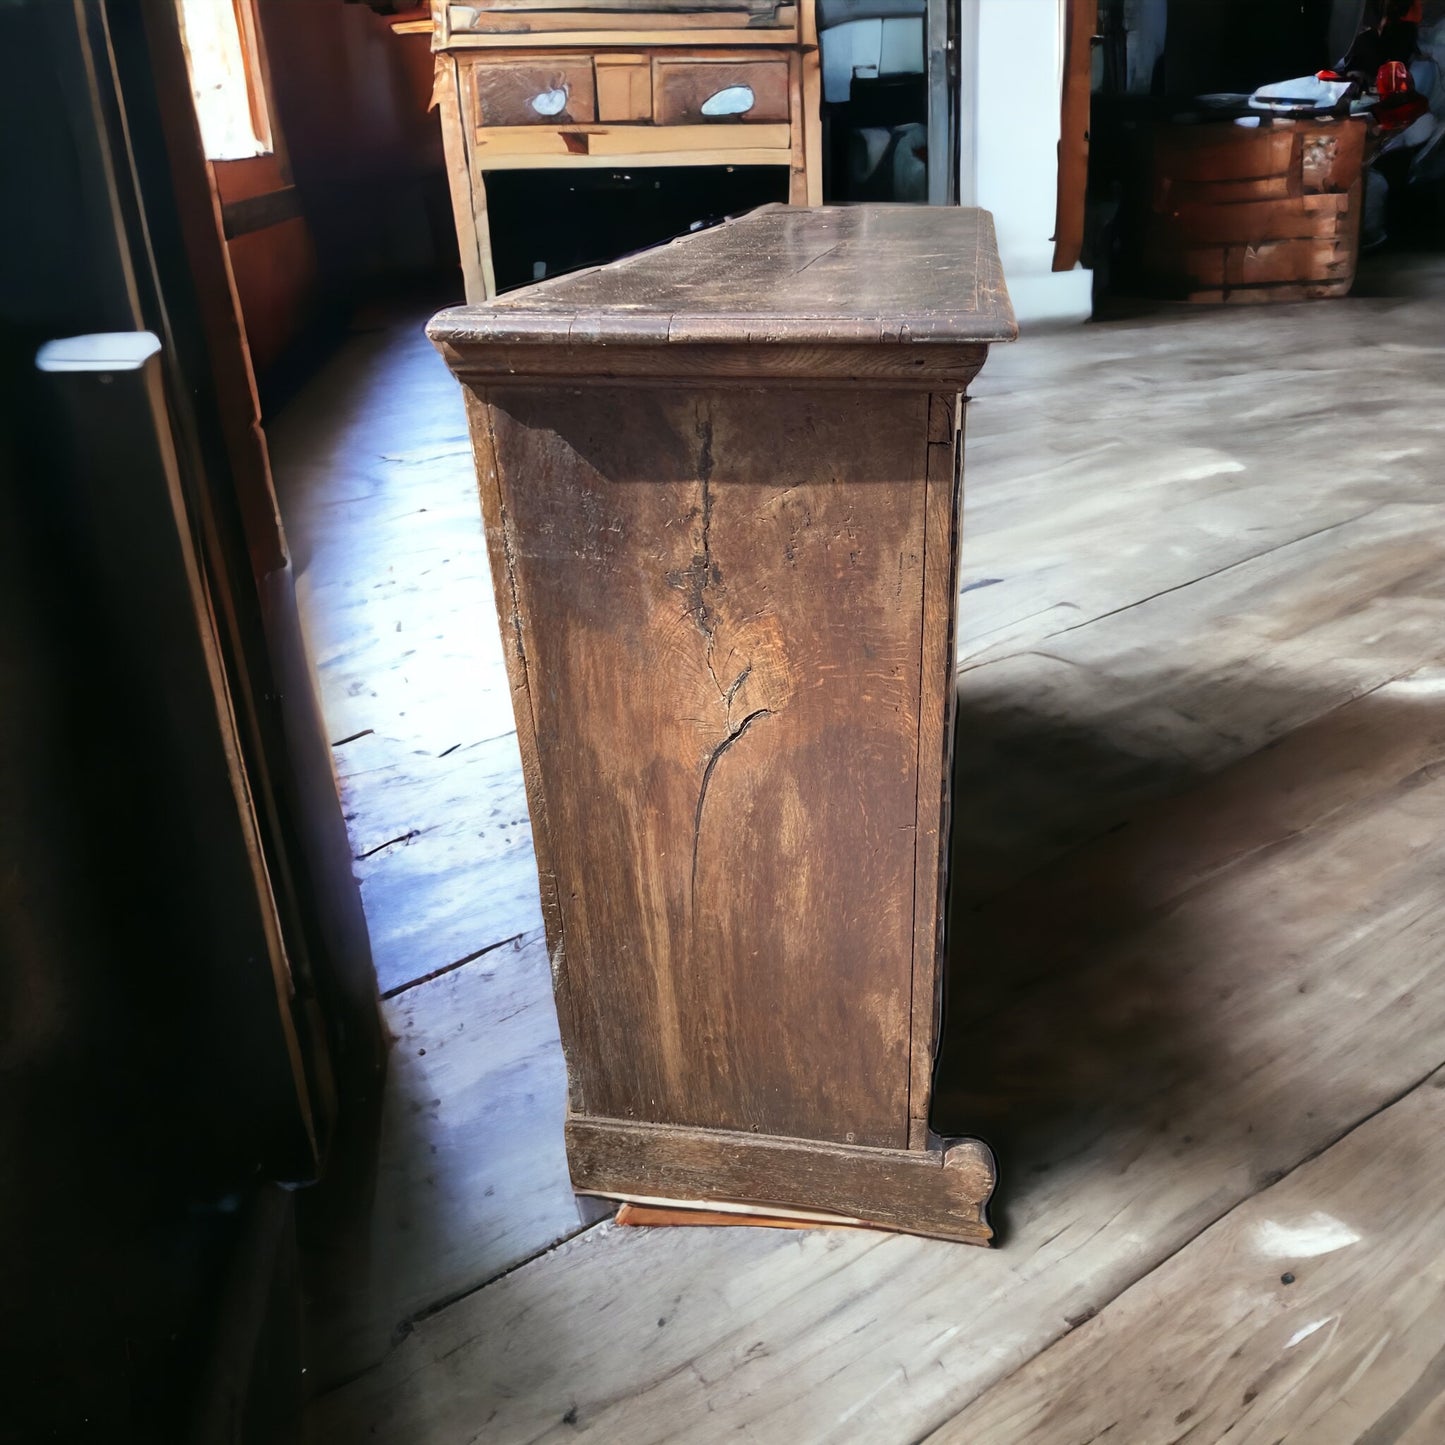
[{"left": 567, "top": 1115, "right": 997, "bottom": 1244}]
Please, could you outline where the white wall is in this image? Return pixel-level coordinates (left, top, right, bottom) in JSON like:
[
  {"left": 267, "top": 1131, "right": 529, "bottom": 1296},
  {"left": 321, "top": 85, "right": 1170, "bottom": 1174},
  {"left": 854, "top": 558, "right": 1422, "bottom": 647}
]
[{"left": 960, "top": 0, "right": 1093, "bottom": 326}]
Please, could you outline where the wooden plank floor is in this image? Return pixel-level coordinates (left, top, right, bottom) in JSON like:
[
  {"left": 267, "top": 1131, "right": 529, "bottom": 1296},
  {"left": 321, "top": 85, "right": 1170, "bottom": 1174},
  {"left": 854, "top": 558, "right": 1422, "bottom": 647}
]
[
  {"left": 276, "top": 256, "right": 1445, "bottom": 1439},
  {"left": 934, "top": 1064, "right": 1445, "bottom": 1444},
  {"left": 268, "top": 318, "right": 575, "bottom": 1391}
]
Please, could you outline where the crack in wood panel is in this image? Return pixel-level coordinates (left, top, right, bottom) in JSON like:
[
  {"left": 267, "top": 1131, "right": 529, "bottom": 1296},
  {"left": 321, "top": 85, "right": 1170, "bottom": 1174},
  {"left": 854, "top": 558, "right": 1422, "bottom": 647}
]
[{"left": 481, "top": 386, "right": 926, "bottom": 1147}]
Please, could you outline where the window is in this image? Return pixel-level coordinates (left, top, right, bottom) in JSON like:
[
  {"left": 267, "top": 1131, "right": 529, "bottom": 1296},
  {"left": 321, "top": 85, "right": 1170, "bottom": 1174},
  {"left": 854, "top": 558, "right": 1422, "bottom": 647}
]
[{"left": 176, "top": 0, "right": 273, "bottom": 160}]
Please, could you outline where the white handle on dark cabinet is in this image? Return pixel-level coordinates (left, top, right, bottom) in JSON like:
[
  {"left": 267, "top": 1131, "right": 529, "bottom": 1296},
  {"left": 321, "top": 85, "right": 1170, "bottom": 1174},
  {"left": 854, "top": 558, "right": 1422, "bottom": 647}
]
[
  {"left": 531, "top": 87, "right": 569, "bottom": 117},
  {"left": 700, "top": 85, "right": 756, "bottom": 117}
]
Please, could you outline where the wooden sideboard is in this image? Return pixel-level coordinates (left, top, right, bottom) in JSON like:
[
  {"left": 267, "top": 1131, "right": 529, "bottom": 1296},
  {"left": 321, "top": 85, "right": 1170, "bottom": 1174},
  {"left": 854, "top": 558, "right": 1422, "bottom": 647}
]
[
  {"left": 430, "top": 205, "right": 1016, "bottom": 1240},
  {"left": 426, "top": 0, "right": 822, "bottom": 299}
]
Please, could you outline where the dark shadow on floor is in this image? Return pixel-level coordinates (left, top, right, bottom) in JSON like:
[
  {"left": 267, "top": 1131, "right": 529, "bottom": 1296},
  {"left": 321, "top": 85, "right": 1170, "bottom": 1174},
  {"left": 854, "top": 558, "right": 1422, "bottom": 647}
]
[{"left": 929, "top": 672, "right": 1445, "bottom": 1244}]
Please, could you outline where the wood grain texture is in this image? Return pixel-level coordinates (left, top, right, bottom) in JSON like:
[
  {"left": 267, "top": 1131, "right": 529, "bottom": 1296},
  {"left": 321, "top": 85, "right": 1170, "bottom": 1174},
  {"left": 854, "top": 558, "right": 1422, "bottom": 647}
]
[
  {"left": 447, "top": 0, "right": 797, "bottom": 33},
  {"left": 473, "top": 0, "right": 791, "bottom": 13},
  {"left": 946, "top": 292, "right": 1445, "bottom": 899},
  {"left": 1051, "top": 0, "right": 1094, "bottom": 272},
  {"left": 265, "top": 308, "right": 603, "bottom": 1392},
  {"left": 1159, "top": 238, "right": 1356, "bottom": 288},
  {"left": 615, "top": 1202, "right": 875, "bottom": 1230},
  {"left": 1149, "top": 120, "right": 1365, "bottom": 301},
  {"left": 933, "top": 1066, "right": 1445, "bottom": 1443},
  {"left": 955, "top": 305, "right": 1442, "bottom": 665},
  {"left": 475, "top": 0, "right": 790, "bottom": 14},
  {"left": 1155, "top": 122, "right": 1298, "bottom": 181},
  {"left": 436, "top": 336, "right": 989, "bottom": 387},
  {"left": 1160, "top": 189, "right": 1352, "bottom": 243},
  {"left": 443, "top": 19, "right": 800, "bottom": 46},
  {"left": 471, "top": 141, "right": 793, "bottom": 169},
  {"left": 266, "top": 318, "right": 538, "bottom": 995},
  {"left": 570, "top": 1118, "right": 994, "bottom": 1241},
  {"left": 650, "top": 55, "right": 790, "bottom": 124},
  {"left": 469, "top": 119, "right": 792, "bottom": 156},
  {"left": 594, "top": 54, "right": 651, "bottom": 120},
  {"left": 949, "top": 501, "right": 1445, "bottom": 906},
  {"left": 436, "top": 56, "right": 491, "bottom": 301},
  {"left": 786, "top": 47, "right": 806, "bottom": 202},
  {"left": 478, "top": 384, "right": 931, "bottom": 1146},
  {"left": 801, "top": 41, "right": 822, "bottom": 205},
  {"left": 455, "top": 389, "right": 581, "bottom": 1121},
  {"left": 428, "top": 204, "right": 1018, "bottom": 348},
  {"left": 947, "top": 661, "right": 1445, "bottom": 1022},
  {"left": 1156, "top": 172, "right": 1292, "bottom": 207},
  {"left": 908, "top": 392, "right": 962, "bottom": 1146},
  {"left": 469, "top": 56, "right": 597, "bottom": 125},
  {"left": 342, "top": 729, "right": 543, "bottom": 994},
  {"left": 1185, "top": 280, "right": 1354, "bottom": 305}
]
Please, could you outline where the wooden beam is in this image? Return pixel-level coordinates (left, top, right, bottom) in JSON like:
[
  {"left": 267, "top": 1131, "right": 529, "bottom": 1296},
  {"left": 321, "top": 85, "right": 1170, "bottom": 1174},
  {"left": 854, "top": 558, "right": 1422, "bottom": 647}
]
[{"left": 1052, "top": 0, "right": 1094, "bottom": 271}]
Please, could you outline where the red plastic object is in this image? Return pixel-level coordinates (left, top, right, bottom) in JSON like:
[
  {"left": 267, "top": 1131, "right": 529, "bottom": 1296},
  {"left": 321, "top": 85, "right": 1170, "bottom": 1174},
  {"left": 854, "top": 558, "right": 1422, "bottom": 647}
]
[
  {"left": 1378, "top": 59, "right": 1411, "bottom": 96},
  {"left": 1374, "top": 60, "right": 1427, "bottom": 131},
  {"left": 1377, "top": 93, "right": 1429, "bottom": 129}
]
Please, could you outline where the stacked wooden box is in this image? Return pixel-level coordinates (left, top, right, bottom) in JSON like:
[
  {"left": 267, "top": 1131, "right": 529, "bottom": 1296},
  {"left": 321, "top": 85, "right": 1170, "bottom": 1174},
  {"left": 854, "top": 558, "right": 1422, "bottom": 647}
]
[{"left": 1147, "top": 117, "right": 1367, "bottom": 304}]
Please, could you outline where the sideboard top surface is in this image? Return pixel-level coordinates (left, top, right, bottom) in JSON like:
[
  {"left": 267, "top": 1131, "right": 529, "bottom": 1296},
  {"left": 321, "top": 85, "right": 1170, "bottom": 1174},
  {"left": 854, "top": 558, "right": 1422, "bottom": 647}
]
[{"left": 428, "top": 205, "right": 1017, "bottom": 350}]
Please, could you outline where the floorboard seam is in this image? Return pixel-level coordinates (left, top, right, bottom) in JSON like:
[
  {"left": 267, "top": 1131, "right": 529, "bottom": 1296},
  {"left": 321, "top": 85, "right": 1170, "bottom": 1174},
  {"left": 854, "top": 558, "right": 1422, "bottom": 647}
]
[
  {"left": 911, "top": 1055, "right": 1445, "bottom": 1445},
  {"left": 379, "top": 929, "right": 534, "bottom": 1001},
  {"left": 418, "top": 1217, "right": 610, "bottom": 1329},
  {"left": 957, "top": 503, "right": 1383, "bottom": 676},
  {"left": 314, "top": 1217, "right": 613, "bottom": 1400}
]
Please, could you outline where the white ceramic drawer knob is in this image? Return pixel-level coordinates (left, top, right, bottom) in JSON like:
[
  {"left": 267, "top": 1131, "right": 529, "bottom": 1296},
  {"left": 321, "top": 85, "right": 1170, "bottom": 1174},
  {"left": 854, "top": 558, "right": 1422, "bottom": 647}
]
[
  {"left": 700, "top": 84, "right": 756, "bottom": 117},
  {"left": 531, "top": 87, "right": 569, "bottom": 117}
]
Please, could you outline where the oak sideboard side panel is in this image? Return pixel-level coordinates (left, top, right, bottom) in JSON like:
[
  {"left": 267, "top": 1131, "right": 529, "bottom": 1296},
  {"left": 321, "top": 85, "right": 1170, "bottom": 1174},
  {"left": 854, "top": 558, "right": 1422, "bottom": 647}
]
[{"left": 478, "top": 385, "right": 931, "bottom": 1149}]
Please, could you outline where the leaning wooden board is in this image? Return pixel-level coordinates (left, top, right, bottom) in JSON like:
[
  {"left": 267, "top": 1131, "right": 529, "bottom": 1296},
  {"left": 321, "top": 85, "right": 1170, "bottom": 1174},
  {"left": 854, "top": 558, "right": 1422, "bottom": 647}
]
[{"left": 429, "top": 205, "right": 1016, "bottom": 1240}]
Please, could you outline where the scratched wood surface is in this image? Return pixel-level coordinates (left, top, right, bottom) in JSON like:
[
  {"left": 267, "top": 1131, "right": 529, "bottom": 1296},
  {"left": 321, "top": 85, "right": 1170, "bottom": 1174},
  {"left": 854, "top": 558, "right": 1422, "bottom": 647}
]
[
  {"left": 434, "top": 203, "right": 1017, "bottom": 342},
  {"left": 479, "top": 385, "right": 932, "bottom": 1146},
  {"left": 934, "top": 1064, "right": 1445, "bottom": 1444}
]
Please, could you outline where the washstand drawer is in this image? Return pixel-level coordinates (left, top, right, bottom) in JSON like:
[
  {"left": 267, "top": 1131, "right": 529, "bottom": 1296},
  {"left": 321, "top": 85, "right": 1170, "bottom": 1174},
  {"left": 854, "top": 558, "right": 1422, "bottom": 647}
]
[
  {"left": 469, "top": 58, "right": 598, "bottom": 126},
  {"left": 651, "top": 56, "right": 790, "bottom": 124}
]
